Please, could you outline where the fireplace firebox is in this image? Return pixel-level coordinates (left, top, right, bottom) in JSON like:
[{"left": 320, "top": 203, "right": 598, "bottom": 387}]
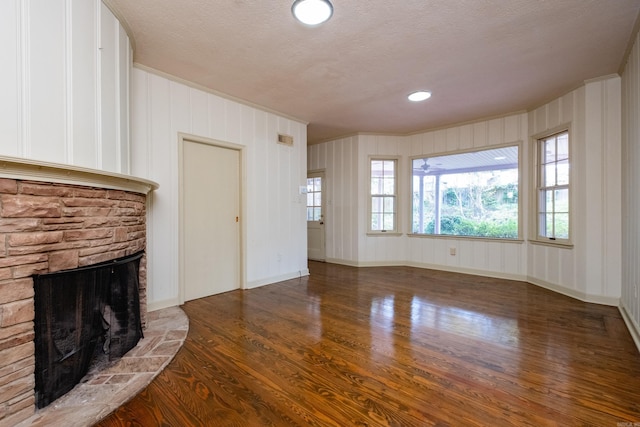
[{"left": 33, "top": 251, "right": 144, "bottom": 409}]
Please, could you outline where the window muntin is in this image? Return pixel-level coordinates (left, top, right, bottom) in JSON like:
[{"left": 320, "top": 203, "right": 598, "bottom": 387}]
[
  {"left": 306, "top": 177, "right": 322, "bottom": 221},
  {"left": 537, "top": 131, "right": 569, "bottom": 240},
  {"left": 411, "top": 146, "right": 519, "bottom": 239},
  {"left": 370, "top": 159, "right": 397, "bottom": 232}
]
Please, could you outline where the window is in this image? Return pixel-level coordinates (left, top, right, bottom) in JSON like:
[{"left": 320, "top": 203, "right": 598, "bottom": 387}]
[
  {"left": 369, "top": 159, "right": 397, "bottom": 232},
  {"left": 411, "top": 146, "right": 519, "bottom": 238},
  {"left": 306, "top": 176, "right": 322, "bottom": 221},
  {"left": 536, "top": 131, "right": 569, "bottom": 241}
]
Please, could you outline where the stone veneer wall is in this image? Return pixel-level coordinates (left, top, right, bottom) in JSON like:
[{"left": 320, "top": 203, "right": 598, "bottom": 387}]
[{"left": 0, "top": 178, "right": 148, "bottom": 426}]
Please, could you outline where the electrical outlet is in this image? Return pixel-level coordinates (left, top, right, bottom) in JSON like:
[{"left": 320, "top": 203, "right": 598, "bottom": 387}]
[{"left": 449, "top": 247, "right": 456, "bottom": 256}]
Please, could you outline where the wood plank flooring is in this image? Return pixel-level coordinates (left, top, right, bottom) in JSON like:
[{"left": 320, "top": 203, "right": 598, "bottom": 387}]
[{"left": 96, "top": 262, "right": 640, "bottom": 426}]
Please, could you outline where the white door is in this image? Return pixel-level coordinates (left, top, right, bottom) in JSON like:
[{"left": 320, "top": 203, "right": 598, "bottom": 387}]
[
  {"left": 183, "top": 139, "right": 240, "bottom": 301},
  {"left": 307, "top": 172, "right": 325, "bottom": 261}
]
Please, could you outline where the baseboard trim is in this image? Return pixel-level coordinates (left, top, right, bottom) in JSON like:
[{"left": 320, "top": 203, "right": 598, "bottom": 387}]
[
  {"left": 325, "top": 258, "right": 526, "bottom": 282},
  {"left": 407, "top": 261, "right": 527, "bottom": 282},
  {"left": 619, "top": 302, "right": 640, "bottom": 354},
  {"left": 322, "top": 258, "right": 618, "bottom": 306},
  {"left": 325, "top": 258, "right": 405, "bottom": 268},
  {"left": 246, "top": 269, "right": 309, "bottom": 289},
  {"left": 526, "top": 276, "right": 620, "bottom": 306}
]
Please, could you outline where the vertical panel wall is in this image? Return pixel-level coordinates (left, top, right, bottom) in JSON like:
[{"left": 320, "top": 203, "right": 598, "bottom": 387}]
[
  {"left": 307, "top": 136, "right": 359, "bottom": 264},
  {"left": 131, "top": 68, "right": 308, "bottom": 309},
  {"left": 621, "top": 30, "right": 640, "bottom": 347},
  {"left": 0, "top": 0, "right": 130, "bottom": 173},
  {"left": 528, "top": 77, "right": 622, "bottom": 305},
  {"left": 358, "top": 134, "right": 407, "bottom": 265},
  {"left": 528, "top": 90, "right": 582, "bottom": 298}
]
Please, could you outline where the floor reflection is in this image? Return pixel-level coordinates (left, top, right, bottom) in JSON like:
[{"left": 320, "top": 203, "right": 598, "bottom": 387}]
[{"left": 410, "top": 296, "right": 520, "bottom": 347}]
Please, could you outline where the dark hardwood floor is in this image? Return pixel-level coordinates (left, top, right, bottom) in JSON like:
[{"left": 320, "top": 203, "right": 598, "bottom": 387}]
[{"left": 96, "top": 261, "right": 640, "bottom": 426}]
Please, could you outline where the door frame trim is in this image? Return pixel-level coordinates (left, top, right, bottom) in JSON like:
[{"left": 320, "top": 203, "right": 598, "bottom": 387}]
[{"left": 178, "top": 132, "right": 246, "bottom": 304}]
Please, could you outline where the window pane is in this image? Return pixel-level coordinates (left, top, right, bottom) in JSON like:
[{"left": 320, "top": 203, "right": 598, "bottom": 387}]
[
  {"left": 554, "top": 213, "right": 569, "bottom": 239},
  {"left": 383, "top": 213, "right": 395, "bottom": 230},
  {"left": 555, "top": 188, "right": 569, "bottom": 212},
  {"left": 307, "top": 193, "right": 313, "bottom": 207},
  {"left": 371, "top": 213, "right": 382, "bottom": 230},
  {"left": 557, "top": 134, "right": 569, "bottom": 161},
  {"left": 307, "top": 208, "right": 313, "bottom": 221},
  {"left": 372, "top": 196, "right": 382, "bottom": 212},
  {"left": 538, "top": 190, "right": 547, "bottom": 214},
  {"left": 545, "top": 190, "right": 554, "bottom": 210},
  {"left": 382, "top": 161, "right": 394, "bottom": 176},
  {"left": 314, "top": 177, "right": 321, "bottom": 191},
  {"left": 546, "top": 213, "right": 554, "bottom": 235},
  {"left": 544, "top": 139, "right": 556, "bottom": 164},
  {"left": 371, "top": 178, "right": 381, "bottom": 194},
  {"left": 382, "top": 178, "right": 394, "bottom": 195},
  {"left": 314, "top": 193, "right": 321, "bottom": 206},
  {"left": 544, "top": 164, "right": 556, "bottom": 187},
  {"left": 539, "top": 213, "right": 547, "bottom": 236},
  {"left": 556, "top": 160, "right": 569, "bottom": 185},
  {"left": 307, "top": 179, "right": 314, "bottom": 193},
  {"left": 411, "top": 146, "right": 518, "bottom": 238},
  {"left": 383, "top": 197, "right": 394, "bottom": 213},
  {"left": 313, "top": 208, "right": 321, "bottom": 221}
]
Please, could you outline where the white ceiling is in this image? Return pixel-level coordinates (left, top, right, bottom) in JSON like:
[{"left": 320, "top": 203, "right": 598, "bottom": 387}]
[{"left": 105, "top": 0, "right": 640, "bottom": 144}]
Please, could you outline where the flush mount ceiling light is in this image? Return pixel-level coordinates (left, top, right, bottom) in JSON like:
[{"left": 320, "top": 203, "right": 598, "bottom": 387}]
[
  {"left": 292, "top": 0, "right": 333, "bottom": 26},
  {"left": 408, "top": 91, "right": 432, "bottom": 102}
]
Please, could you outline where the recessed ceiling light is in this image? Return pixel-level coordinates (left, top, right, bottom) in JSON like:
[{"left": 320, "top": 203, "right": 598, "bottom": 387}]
[
  {"left": 408, "top": 91, "right": 432, "bottom": 102},
  {"left": 292, "top": 0, "right": 333, "bottom": 26},
  {"left": 494, "top": 156, "right": 507, "bottom": 160}
]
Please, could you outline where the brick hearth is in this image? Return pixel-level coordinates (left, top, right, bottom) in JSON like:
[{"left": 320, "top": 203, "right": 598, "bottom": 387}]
[{"left": 0, "top": 177, "right": 150, "bottom": 426}]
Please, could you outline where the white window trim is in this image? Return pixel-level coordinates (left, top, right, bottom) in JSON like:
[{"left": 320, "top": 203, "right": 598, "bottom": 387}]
[
  {"left": 368, "top": 156, "right": 400, "bottom": 234},
  {"left": 530, "top": 126, "right": 573, "bottom": 247}
]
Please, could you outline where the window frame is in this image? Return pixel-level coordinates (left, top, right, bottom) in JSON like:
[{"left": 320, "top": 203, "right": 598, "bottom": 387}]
[
  {"left": 368, "top": 156, "right": 400, "bottom": 235},
  {"left": 408, "top": 143, "right": 522, "bottom": 240},
  {"left": 532, "top": 129, "right": 572, "bottom": 246}
]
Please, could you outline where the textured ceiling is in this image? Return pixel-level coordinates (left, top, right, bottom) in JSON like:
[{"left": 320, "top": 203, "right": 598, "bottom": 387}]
[{"left": 105, "top": 0, "right": 640, "bottom": 144}]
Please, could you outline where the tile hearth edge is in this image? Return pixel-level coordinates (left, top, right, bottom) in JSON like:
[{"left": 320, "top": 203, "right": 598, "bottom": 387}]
[{"left": 15, "top": 306, "right": 188, "bottom": 427}]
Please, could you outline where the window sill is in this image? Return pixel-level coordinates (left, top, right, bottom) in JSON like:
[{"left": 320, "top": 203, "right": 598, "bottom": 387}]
[
  {"left": 529, "top": 239, "right": 574, "bottom": 249},
  {"left": 366, "top": 232, "right": 403, "bottom": 237},
  {"left": 407, "top": 233, "right": 524, "bottom": 243}
]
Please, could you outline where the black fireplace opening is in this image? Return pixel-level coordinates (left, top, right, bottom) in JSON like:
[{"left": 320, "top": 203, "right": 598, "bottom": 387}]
[{"left": 33, "top": 251, "right": 145, "bottom": 409}]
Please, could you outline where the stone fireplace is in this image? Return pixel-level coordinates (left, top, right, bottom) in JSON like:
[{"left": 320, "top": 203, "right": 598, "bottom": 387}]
[{"left": 0, "top": 157, "right": 157, "bottom": 426}]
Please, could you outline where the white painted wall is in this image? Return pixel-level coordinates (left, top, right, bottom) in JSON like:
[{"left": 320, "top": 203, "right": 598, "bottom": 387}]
[
  {"left": 131, "top": 68, "right": 308, "bottom": 310},
  {"left": 621, "top": 30, "right": 640, "bottom": 347},
  {"left": 0, "top": 0, "right": 131, "bottom": 173},
  {"left": 309, "top": 78, "right": 623, "bottom": 305},
  {"left": 307, "top": 136, "right": 359, "bottom": 263},
  {"left": 528, "top": 77, "right": 621, "bottom": 305}
]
